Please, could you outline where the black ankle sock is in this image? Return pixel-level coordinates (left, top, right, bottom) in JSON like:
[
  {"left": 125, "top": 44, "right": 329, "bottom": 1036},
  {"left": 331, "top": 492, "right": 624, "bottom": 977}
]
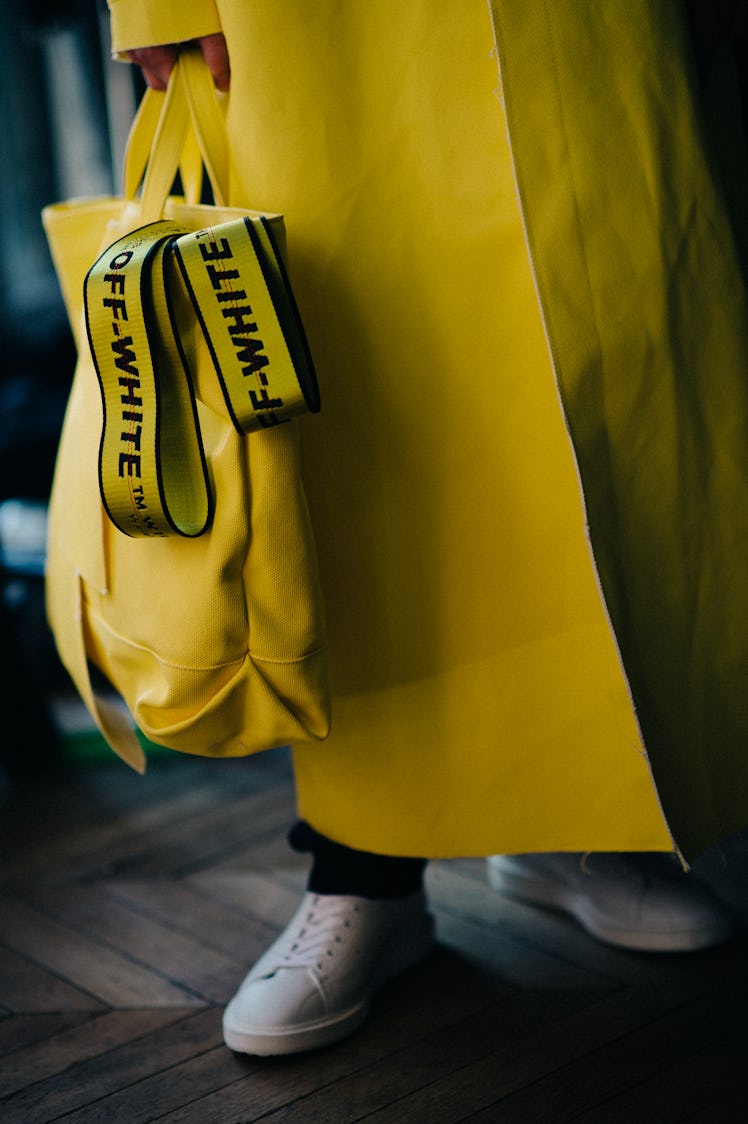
[{"left": 288, "top": 821, "right": 427, "bottom": 899}]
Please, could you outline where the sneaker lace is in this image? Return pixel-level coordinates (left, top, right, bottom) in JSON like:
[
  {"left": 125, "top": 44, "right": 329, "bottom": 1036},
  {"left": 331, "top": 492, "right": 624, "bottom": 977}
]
[{"left": 275, "top": 897, "right": 360, "bottom": 972}]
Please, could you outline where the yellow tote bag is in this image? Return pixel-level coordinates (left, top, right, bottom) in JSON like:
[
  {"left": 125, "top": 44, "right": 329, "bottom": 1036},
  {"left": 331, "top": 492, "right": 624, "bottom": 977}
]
[{"left": 43, "top": 49, "right": 329, "bottom": 771}]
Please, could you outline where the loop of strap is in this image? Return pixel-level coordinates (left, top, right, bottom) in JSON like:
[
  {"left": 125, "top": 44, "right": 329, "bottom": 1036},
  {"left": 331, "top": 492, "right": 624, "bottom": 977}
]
[
  {"left": 174, "top": 217, "right": 320, "bottom": 433},
  {"left": 84, "top": 215, "right": 320, "bottom": 538}
]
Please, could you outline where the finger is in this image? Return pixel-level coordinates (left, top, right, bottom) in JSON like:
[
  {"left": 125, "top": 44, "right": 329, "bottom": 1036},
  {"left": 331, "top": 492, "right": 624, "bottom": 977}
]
[
  {"left": 198, "top": 33, "right": 231, "bottom": 91},
  {"left": 127, "top": 45, "right": 179, "bottom": 91}
]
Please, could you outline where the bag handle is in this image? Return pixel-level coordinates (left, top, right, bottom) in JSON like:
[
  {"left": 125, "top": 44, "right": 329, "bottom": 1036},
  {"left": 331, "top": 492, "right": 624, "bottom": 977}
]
[
  {"left": 121, "top": 86, "right": 164, "bottom": 203},
  {"left": 179, "top": 47, "right": 230, "bottom": 207},
  {"left": 123, "top": 49, "right": 230, "bottom": 221},
  {"left": 123, "top": 85, "right": 204, "bottom": 207}
]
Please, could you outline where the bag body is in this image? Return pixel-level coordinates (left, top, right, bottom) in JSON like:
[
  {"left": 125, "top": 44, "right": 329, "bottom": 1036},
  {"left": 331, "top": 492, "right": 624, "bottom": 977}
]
[{"left": 43, "top": 50, "right": 329, "bottom": 771}]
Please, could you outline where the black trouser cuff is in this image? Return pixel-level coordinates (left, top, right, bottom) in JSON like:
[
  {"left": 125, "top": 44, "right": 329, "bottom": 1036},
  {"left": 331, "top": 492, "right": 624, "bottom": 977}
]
[{"left": 288, "top": 820, "right": 427, "bottom": 899}]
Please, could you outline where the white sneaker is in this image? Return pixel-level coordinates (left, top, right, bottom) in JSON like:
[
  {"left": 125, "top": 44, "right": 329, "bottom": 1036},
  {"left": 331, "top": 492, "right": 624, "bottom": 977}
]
[
  {"left": 222, "top": 891, "right": 435, "bottom": 1055},
  {"left": 486, "top": 852, "right": 735, "bottom": 952}
]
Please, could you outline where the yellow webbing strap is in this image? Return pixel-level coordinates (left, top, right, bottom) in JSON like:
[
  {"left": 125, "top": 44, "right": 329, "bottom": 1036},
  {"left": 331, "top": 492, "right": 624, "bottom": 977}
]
[
  {"left": 85, "top": 220, "right": 212, "bottom": 538},
  {"left": 173, "top": 216, "right": 320, "bottom": 432},
  {"left": 86, "top": 215, "right": 320, "bottom": 537}
]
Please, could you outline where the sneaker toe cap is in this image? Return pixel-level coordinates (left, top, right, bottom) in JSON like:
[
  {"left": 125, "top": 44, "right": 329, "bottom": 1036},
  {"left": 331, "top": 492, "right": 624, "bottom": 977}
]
[{"left": 227, "top": 968, "right": 327, "bottom": 1032}]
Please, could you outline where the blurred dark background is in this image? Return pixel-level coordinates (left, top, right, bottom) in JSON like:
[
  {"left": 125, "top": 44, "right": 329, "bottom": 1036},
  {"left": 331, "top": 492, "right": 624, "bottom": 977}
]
[
  {"left": 0, "top": 0, "right": 140, "bottom": 772},
  {"left": 0, "top": 0, "right": 139, "bottom": 499}
]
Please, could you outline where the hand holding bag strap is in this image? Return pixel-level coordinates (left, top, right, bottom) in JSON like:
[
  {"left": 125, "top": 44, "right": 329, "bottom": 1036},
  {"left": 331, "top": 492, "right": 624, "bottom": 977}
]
[{"left": 138, "top": 50, "right": 231, "bottom": 220}]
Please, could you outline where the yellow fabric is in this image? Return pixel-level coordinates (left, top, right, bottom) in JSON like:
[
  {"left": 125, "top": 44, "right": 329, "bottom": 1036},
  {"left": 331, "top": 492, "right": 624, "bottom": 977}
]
[
  {"left": 107, "top": 0, "right": 220, "bottom": 54},
  {"left": 227, "top": 0, "right": 677, "bottom": 858},
  {"left": 108, "top": 1, "right": 748, "bottom": 859},
  {"left": 43, "top": 53, "right": 329, "bottom": 771},
  {"left": 491, "top": 1, "right": 748, "bottom": 858},
  {"left": 108, "top": 0, "right": 674, "bottom": 856}
]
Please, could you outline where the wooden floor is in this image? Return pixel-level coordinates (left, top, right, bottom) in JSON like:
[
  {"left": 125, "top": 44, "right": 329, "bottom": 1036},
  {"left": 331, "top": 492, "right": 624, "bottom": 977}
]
[{"left": 2, "top": 733, "right": 748, "bottom": 1123}]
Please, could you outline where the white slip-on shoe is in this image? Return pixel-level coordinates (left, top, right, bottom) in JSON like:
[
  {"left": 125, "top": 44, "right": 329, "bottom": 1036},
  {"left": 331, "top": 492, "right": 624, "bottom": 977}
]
[
  {"left": 486, "top": 852, "right": 735, "bottom": 952},
  {"left": 222, "top": 891, "right": 435, "bottom": 1056}
]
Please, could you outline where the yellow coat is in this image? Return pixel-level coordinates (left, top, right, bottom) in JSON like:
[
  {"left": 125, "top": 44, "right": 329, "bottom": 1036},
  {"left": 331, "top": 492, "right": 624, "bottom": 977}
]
[{"left": 108, "top": 1, "right": 748, "bottom": 860}]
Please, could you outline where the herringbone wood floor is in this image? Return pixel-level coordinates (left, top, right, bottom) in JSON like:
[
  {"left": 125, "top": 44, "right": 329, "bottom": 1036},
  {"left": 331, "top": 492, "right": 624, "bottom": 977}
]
[{"left": 2, "top": 734, "right": 748, "bottom": 1123}]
